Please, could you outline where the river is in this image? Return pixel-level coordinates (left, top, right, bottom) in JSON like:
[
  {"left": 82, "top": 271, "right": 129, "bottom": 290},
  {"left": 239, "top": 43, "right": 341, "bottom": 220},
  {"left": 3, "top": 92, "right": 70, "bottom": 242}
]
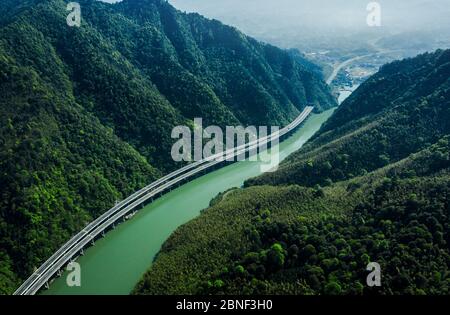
[
  {"left": 338, "top": 85, "right": 359, "bottom": 104},
  {"left": 44, "top": 108, "right": 335, "bottom": 295}
]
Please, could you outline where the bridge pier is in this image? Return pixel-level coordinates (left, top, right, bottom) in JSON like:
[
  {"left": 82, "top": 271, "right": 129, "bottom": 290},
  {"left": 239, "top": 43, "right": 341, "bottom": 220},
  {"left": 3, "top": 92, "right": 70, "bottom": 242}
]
[
  {"left": 80, "top": 248, "right": 84, "bottom": 256},
  {"left": 112, "top": 223, "right": 116, "bottom": 229},
  {"left": 102, "top": 230, "right": 105, "bottom": 237},
  {"left": 45, "top": 281, "right": 49, "bottom": 289},
  {"left": 57, "top": 269, "right": 62, "bottom": 277}
]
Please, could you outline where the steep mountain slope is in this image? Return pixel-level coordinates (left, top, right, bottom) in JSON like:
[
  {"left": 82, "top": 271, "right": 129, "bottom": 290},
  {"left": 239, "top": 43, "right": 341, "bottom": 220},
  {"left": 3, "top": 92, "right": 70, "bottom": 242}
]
[
  {"left": 0, "top": 0, "right": 335, "bottom": 293},
  {"left": 0, "top": 54, "right": 159, "bottom": 294},
  {"left": 135, "top": 50, "right": 450, "bottom": 295},
  {"left": 246, "top": 49, "right": 450, "bottom": 187}
]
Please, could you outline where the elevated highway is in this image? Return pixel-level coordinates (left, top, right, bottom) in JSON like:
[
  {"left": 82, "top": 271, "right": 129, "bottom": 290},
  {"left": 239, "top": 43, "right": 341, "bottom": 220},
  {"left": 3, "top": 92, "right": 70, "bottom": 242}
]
[{"left": 14, "top": 106, "right": 313, "bottom": 295}]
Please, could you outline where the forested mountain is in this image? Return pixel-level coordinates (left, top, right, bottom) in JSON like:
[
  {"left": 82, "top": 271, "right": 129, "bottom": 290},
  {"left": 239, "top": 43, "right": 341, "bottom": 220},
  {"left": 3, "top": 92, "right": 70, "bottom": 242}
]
[
  {"left": 0, "top": 0, "right": 335, "bottom": 294},
  {"left": 247, "top": 49, "right": 450, "bottom": 187},
  {"left": 135, "top": 49, "right": 450, "bottom": 295}
]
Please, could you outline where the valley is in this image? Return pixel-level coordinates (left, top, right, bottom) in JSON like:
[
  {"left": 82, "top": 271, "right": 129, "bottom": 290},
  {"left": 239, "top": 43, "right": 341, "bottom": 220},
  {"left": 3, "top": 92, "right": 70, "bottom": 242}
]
[
  {"left": 2, "top": 0, "right": 450, "bottom": 297},
  {"left": 0, "top": 0, "right": 336, "bottom": 294},
  {"left": 43, "top": 108, "right": 335, "bottom": 294}
]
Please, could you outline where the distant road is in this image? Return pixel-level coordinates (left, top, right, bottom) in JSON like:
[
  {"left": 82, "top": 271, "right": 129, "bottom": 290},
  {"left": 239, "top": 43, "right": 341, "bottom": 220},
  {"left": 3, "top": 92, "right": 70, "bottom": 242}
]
[
  {"left": 326, "top": 47, "right": 402, "bottom": 85},
  {"left": 326, "top": 54, "right": 373, "bottom": 85}
]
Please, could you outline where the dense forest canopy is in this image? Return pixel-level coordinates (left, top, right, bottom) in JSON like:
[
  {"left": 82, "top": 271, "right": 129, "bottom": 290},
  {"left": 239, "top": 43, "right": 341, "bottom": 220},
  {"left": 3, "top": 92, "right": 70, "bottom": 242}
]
[
  {"left": 0, "top": 0, "right": 335, "bottom": 294},
  {"left": 135, "top": 49, "right": 450, "bottom": 295}
]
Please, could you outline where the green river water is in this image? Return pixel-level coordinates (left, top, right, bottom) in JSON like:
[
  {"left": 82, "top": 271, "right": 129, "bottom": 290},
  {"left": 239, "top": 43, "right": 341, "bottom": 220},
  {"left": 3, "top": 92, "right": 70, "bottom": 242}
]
[{"left": 44, "top": 108, "right": 335, "bottom": 295}]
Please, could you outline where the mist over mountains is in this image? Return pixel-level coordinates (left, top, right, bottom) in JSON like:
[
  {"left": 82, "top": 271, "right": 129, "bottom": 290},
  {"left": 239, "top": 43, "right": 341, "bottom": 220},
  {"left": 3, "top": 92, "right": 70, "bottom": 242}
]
[{"left": 171, "top": 0, "right": 450, "bottom": 29}]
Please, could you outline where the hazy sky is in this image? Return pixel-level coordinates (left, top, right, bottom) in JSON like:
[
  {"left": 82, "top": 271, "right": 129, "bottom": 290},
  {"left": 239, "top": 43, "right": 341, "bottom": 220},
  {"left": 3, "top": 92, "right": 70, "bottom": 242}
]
[{"left": 169, "top": 0, "right": 450, "bottom": 33}]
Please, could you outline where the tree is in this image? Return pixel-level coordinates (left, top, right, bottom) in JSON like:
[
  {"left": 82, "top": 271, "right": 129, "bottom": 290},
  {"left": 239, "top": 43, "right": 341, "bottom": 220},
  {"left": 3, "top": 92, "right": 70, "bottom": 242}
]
[
  {"left": 266, "top": 243, "right": 285, "bottom": 270},
  {"left": 324, "top": 281, "right": 342, "bottom": 295}
]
